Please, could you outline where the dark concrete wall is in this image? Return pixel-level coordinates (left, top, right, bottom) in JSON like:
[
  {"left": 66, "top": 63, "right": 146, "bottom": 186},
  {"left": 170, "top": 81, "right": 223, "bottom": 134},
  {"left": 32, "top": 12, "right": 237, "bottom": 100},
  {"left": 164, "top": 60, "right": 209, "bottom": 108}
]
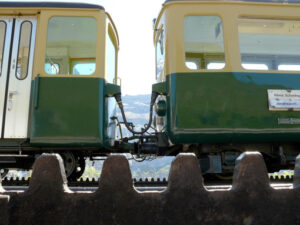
[{"left": 0, "top": 152, "right": 299, "bottom": 225}]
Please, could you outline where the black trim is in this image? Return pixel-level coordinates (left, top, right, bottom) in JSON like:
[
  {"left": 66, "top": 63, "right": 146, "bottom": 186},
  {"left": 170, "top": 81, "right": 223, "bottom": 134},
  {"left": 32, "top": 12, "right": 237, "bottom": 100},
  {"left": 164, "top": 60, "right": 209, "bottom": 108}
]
[
  {"left": 0, "top": 2, "right": 104, "bottom": 10},
  {"left": 0, "top": 21, "right": 7, "bottom": 138},
  {"left": 0, "top": 21, "right": 6, "bottom": 78},
  {"left": 1, "top": 19, "right": 15, "bottom": 138}
]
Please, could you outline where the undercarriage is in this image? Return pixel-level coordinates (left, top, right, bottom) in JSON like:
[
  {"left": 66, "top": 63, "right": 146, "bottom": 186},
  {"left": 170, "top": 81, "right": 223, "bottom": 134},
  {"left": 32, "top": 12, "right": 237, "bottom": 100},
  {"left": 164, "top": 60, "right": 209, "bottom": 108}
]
[{"left": 0, "top": 136, "right": 298, "bottom": 181}]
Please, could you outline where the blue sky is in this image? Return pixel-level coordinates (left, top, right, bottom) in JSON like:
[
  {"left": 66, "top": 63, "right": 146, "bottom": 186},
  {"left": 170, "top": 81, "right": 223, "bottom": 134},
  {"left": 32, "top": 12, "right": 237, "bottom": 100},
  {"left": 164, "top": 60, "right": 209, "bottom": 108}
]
[{"left": 100, "top": 0, "right": 163, "bottom": 95}]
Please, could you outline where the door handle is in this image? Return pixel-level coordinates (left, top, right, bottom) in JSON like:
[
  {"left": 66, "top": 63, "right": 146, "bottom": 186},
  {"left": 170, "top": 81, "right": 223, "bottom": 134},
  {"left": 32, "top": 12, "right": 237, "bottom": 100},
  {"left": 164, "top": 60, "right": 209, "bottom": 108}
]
[
  {"left": 7, "top": 91, "right": 18, "bottom": 111},
  {"left": 8, "top": 91, "right": 18, "bottom": 98}
]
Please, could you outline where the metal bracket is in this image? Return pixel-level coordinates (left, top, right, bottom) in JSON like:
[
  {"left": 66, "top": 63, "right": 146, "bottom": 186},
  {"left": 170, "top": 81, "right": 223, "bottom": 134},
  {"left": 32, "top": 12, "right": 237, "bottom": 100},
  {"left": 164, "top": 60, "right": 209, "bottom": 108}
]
[
  {"left": 105, "top": 83, "right": 121, "bottom": 97},
  {"left": 152, "top": 82, "right": 167, "bottom": 95}
]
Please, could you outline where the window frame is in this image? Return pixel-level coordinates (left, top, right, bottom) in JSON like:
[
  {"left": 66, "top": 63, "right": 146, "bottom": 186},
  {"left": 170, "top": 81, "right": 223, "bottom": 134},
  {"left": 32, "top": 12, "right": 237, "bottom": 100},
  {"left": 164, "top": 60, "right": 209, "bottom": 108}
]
[
  {"left": 35, "top": 10, "right": 103, "bottom": 78},
  {"left": 237, "top": 16, "right": 300, "bottom": 72},
  {"left": 71, "top": 58, "right": 96, "bottom": 75},
  {"left": 105, "top": 23, "right": 118, "bottom": 83},
  {"left": 16, "top": 20, "right": 32, "bottom": 80},
  {"left": 155, "top": 25, "right": 165, "bottom": 79},
  {"left": 183, "top": 15, "right": 227, "bottom": 72},
  {"left": 44, "top": 16, "right": 98, "bottom": 76},
  {"left": 0, "top": 20, "right": 6, "bottom": 77},
  {"left": 44, "top": 62, "right": 60, "bottom": 75}
]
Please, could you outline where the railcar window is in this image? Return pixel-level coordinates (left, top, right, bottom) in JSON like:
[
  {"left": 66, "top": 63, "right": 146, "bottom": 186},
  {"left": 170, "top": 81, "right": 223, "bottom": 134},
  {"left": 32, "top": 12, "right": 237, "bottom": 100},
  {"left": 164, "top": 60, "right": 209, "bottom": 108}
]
[
  {"left": 105, "top": 28, "right": 116, "bottom": 83},
  {"left": 185, "top": 62, "right": 197, "bottom": 70},
  {"left": 184, "top": 16, "right": 225, "bottom": 70},
  {"left": 156, "top": 29, "right": 165, "bottom": 78},
  {"left": 238, "top": 18, "right": 300, "bottom": 71},
  {"left": 44, "top": 63, "right": 60, "bottom": 75},
  {"left": 73, "top": 62, "right": 95, "bottom": 75},
  {"left": 207, "top": 62, "right": 225, "bottom": 70},
  {"left": 16, "top": 21, "right": 32, "bottom": 80},
  {"left": 45, "top": 17, "right": 97, "bottom": 75},
  {"left": 0, "top": 21, "right": 6, "bottom": 77},
  {"left": 278, "top": 65, "right": 300, "bottom": 71},
  {"left": 242, "top": 63, "right": 268, "bottom": 70}
]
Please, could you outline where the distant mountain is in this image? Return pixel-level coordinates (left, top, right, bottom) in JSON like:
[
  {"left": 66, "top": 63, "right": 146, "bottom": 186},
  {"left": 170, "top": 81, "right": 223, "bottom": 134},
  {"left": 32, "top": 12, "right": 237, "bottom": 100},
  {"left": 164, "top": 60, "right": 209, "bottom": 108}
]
[
  {"left": 118, "top": 94, "right": 173, "bottom": 179},
  {"left": 82, "top": 94, "right": 174, "bottom": 180},
  {"left": 117, "top": 94, "right": 151, "bottom": 137}
]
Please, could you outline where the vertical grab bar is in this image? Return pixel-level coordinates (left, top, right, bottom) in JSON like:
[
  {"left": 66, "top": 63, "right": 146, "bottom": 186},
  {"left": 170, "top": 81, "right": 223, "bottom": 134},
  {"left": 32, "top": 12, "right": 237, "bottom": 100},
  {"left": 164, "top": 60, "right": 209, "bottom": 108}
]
[{"left": 34, "top": 74, "right": 40, "bottom": 109}]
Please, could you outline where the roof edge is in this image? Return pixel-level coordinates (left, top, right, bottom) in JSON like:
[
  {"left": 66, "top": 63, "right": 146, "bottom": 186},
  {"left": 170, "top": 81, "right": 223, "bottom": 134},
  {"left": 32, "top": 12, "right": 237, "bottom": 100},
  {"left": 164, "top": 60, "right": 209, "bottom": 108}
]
[{"left": 0, "top": 2, "right": 104, "bottom": 10}]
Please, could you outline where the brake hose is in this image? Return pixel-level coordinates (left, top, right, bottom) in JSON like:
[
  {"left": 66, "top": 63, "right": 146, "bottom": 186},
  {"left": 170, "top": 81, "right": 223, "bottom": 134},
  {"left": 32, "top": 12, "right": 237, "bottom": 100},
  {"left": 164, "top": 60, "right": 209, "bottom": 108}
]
[{"left": 114, "top": 91, "right": 159, "bottom": 135}]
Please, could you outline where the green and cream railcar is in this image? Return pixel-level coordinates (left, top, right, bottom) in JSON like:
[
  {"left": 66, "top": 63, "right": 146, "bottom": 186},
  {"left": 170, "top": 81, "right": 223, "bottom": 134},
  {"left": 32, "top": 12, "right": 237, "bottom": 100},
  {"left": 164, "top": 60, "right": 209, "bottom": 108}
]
[
  {"left": 0, "top": 2, "right": 120, "bottom": 179},
  {"left": 153, "top": 0, "right": 300, "bottom": 173}
]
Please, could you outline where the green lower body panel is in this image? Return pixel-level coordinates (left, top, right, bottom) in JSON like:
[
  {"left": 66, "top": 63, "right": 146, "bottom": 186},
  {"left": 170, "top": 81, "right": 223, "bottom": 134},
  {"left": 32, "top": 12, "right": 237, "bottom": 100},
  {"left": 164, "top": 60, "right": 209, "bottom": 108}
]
[
  {"left": 29, "top": 77, "right": 116, "bottom": 147},
  {"left": 166, "top": 72, "right": 300, "bottom": 144}
]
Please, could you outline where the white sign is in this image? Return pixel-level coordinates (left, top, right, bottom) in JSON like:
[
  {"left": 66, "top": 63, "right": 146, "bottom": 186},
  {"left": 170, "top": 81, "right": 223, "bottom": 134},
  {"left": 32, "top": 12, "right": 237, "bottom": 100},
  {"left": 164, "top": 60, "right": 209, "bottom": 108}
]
[{"left": 268, "top": 89, "right": 300, "bottom": 111}]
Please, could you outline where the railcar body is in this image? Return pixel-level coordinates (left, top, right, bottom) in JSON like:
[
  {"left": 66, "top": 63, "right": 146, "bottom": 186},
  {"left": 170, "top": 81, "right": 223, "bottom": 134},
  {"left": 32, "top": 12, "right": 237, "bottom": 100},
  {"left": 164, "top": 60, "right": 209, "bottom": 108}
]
[
  {"left": 0, "top": 2, "right": 120, "bottom": 179},
  {"left": 152, "top": 0, "right": 300, "bottom": 174}
]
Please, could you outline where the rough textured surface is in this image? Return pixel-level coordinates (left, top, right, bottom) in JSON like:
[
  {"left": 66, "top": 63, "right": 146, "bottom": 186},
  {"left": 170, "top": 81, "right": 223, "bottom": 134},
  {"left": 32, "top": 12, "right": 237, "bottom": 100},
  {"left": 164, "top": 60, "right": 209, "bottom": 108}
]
[
  {"left": 294, "top": 154, "right": 300, "bottom": 188},
  {"left": 0, "top": 196, "right": 9, "bottom": 225},
  {"left": 0, "top": 152, "right": 300, "bottom": 225},
  {"left": 0, "top": 173, "right": 9, "bottom": 225}
]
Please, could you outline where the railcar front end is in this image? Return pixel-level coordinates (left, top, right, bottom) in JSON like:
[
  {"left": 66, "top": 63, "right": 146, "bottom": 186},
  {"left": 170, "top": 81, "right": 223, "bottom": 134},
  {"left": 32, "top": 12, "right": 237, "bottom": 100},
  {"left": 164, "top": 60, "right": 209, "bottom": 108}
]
[
  {"left": 0, "top": 2, "right": 120, "bottom": 179},
  {"left": 152, "top": 0, "right": 300, "bottom": 175}
]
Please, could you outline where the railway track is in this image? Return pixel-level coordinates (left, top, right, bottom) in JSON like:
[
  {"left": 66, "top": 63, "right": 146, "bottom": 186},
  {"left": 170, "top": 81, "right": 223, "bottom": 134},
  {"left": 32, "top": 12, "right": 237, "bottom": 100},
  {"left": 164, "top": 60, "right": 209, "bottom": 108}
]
[
  {"left": 1, "top": 173, "right": 294, "bottom": 188},
  {"left": 3, "top": 183, "right": 294, "bottom": 192}
]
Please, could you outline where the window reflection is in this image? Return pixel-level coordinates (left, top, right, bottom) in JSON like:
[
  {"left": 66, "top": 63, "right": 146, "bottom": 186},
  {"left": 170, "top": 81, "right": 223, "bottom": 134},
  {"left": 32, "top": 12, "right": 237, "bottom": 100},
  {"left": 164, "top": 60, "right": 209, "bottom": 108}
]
[
  {"left": 73, "top": 63, "right": 95, "bottom": 75},
  {"left": 184, "top": 16, "right": 225, "bottom": 70},
  {"left": 16, "top": 21, "right": 32, "bottom": 80},
  {"left": 278, "top": 65, "right": 300, "bottom": 71},
  {"left": 242, "top": 63, "right": 268, "bottom": 70},
  {"left": 238, "top": 17, "right": 300, "bottom": 71},
  {"left": 207, "top": 62, "right": 225, "bottom": 70},
  {"left": 45, "top": 17, "right": 97, "bottom": 75},
  {"left": 0, "top": 21, "right": 6, "bottom": 77},
  {"left": 156, "top": 29, "right": 164, "bottom": 77},
  {"left": 44, "top": 63, "right": 60, "bottom": 75},
  {"left": 106, "top": 29, "right": 116, "bottom": 83}
]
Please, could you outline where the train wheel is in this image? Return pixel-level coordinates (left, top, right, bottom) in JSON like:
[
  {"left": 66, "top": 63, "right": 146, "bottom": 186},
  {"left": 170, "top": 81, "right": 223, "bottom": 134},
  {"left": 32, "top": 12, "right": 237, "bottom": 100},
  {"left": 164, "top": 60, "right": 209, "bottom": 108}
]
[
  {"left": 60, "top": 152, "right": 85, "bottom": 181},
  {"left": 68, "top": 154, "right": 85, "bottom": 181},
  {"left": 60, "top": 152, "right": 76, "bottom": 178}
]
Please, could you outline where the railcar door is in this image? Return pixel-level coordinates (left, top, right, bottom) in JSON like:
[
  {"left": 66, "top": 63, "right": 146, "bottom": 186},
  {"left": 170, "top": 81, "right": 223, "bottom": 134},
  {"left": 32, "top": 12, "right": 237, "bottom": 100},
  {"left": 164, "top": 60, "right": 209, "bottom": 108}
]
[{"left": 0, "top": 17, "right": 36, "bottom": 139}]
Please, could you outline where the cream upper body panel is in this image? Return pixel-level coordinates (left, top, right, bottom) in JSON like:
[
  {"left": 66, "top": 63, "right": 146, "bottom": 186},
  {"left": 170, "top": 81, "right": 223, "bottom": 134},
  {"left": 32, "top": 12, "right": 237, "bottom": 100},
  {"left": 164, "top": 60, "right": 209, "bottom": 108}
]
[
  {"left": 34, "top": 10, "right": 106, "bottom": 79},
  {"left": 154, "top": 0, "right": 300, "bottom": 76},
  {"left": 0, "top": 2, "right": 119, "bottom": 81}
]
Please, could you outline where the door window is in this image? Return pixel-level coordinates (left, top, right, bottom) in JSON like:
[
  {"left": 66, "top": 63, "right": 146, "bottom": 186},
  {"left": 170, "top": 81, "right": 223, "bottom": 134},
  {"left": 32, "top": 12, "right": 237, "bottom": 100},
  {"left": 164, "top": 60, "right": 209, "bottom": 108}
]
[
  {"left": 16, "top": 21, "right": 32, "bottom": 80},
  {"left": 184, "top": 16, "right": 225, "bottom": 70},
  {"left": 156, "top": 29, "right": 165, "bottom": 78},
  {"left": 0, "top": 21, "right": 6, "bottom": 77},
  {"left": 105, "top": 27, "right": 116, "bottom": 83}
]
